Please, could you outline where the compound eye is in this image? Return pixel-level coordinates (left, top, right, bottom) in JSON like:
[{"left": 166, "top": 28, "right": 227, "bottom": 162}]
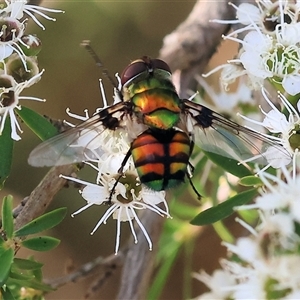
[
  {"left": 151, "top": 59, "right": 172, "bottom": 73},
  {"left": 121, "top": 60, "right": 147, "bottom": 86}
]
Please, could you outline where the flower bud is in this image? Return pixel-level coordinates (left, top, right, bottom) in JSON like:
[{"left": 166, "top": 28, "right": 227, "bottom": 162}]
[
  {"left": 19, "top": 35, "right": 42, "bottom": 56},
  {"left": 6, "top": 54, "right": 39, "bottom": 84}
]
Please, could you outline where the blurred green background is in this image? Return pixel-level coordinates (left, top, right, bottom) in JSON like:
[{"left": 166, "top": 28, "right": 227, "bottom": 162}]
[{"left": 1, "top": 1, "right": 233, "bottom": 299}]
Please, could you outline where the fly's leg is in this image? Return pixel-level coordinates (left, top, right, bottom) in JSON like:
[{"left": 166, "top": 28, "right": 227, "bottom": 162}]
[
  {"left": 187, "top": 174, "right": 202, "bottom": 200},
  {"left": 186, "top": 159, "right": 202, "bottom": 200},
  {"left": 186, "top": 140, "right": 201, "bottom": 200},
  {"left": 107, "top": 149, "right": 132, "bottom": 204}
]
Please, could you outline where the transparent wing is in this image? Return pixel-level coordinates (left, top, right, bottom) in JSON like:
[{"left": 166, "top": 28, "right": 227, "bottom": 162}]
[
  {"left": 28, "top": 102, "right": 128, "bottom": 167},
  {"left": 183, "top": 99, "right": 291, "bottom": 165}
]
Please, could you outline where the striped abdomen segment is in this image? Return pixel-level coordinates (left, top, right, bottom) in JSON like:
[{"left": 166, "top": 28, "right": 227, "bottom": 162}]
[{"left": 131, "top": 129, "right": 191, "bottom": 191}]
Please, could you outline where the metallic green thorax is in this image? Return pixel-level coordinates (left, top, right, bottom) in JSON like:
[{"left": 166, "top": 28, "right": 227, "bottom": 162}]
[{"left": 123, "top": 69, "right": 182, "bottom": 130}]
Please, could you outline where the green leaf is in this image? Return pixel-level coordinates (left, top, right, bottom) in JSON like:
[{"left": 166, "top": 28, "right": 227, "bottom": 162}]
[
  {"left": 2, "top": 195, "right": 14, "bottom": 238},
  {"left": 9, "top": 270, "right": 34, "bottom": 281},
  {"left": 1, "top": 286, "right": 15, "bottom": 300},
  {"left": 16, "top": 106, "right": 58, "bottom": 141},
  {"left": 13, "top": 258, "right": 43, "bottom": 270},
  {"left": 0, "top": 118, "right": 14, "bottom": 188},
  {"left": 8, "top": 277, "right": 54, "bottom": 292},
  {"left": 239, "top": 175, "right": 263, "bottom": 187},
  {"left": 15, "top": 207, "right": 67, "bottom": 237},
  {"left": 25, "top": 279, "right": 54, "bottom": 292},
  {"left": 190, "top": 188, "right": 258, "bottom": 226},
  {"left": 203, "top": 151, "right": 252, "bottom": 178},
  {"left": 21, "top": 236, "right": 60, "bottom": 251},
  {"left": 0, "top": 248, "right": 14, "bottom": 286}
]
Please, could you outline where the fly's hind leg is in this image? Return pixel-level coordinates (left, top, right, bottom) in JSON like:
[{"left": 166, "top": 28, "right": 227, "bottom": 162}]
[
  {"left": 186, "top": 165, "right": 202, "bottom": 200},
  {"left": 187, "top": 177, "right": 202, "bottom": 200},
  {"left": 186, "top": 140, "right": 201, "bottom": 200}
]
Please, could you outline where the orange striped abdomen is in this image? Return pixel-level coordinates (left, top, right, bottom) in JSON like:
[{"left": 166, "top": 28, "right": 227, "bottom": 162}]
[{"left": 131, "top": 129, "right": 191, "bottom": 191}]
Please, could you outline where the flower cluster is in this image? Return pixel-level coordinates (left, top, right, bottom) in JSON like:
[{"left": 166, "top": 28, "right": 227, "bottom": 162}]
[
  {"left": 0, "top": 0, "right": 62, "bottom": 140},
  {"left": 206, "top": 0, "right": 300, "bottom": 95},
  {"left": 195, "top": 0, "right": 300, "bottom": 298},
  {"left": 238, "top": 88, "right": 300, "bottom": 169},
  {"left": 61, "top": 81, "right": 170, "bottom": 254},
  {"left": 195, "top": 166, "right": 300, "bottom": 299}
]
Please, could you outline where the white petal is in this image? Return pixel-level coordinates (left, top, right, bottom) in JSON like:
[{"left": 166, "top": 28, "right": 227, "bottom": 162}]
[
  {"left": 255, "top": 193, "right": 284, "bottom": 210},
  {"left": 240, "top": 51, "right": 272, "bottom": 78},
  {"left": 142, "top": 189, "right": 166, "bottom": 205},
  {"left": 81, "top": 185, "right": 108, "bottom": 204},
  {"left": 10, "top": 2, "right": 25, "bottom": 19},
  {"left": 282, "top": 75, "right": 300, "bottom": 96},
  {"left": 0, "top": 45, "right": 13, "bottom": 60},
  {"left": 262, "top": 110, "right": 289, "bottom": 133},
  {"left": 243, "top": 31, "right": 272, "bottom": 53},
  {"left": 113, "top": 207, "right": 134, "bottom": 221},
  {"left": 194, "top": 269, "right": 235, "bottom": 298},
  {"left": 264, "top": 146, "right": 291, "bottom": 168},
  {"left": 224, "top": 237, "right": 257, "bottom": 263},
  {"left": 236, "top": 3, "right": 261, "bottom": 25}
]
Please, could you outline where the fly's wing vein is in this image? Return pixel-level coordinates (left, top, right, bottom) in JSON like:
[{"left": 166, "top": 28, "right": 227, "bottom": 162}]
[
  {"left": 28, "top": 103, "right": 128, "bottom": 167},
  {"left": 183, "top": 99, "right": 290, "bottom": 165}
]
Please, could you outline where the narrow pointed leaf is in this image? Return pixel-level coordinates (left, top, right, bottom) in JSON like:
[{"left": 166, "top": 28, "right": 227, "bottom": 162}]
[
  {"left": 2, "top": 195, "right": 14, "bottom": 238},
  {"left": 9, "top": 270, "right": 34, "bottom": 280},
  {"left": 0, "top": 248, "right": 14, "bottom": 285},
  {"left": 8, "top": 277, "right": 54, "bottom": 292},
  {"left": 203, "top": 151, "right": 252, "bottom": 178},
  {"left": 21, "top": 236, "right": 60, "bottom": 251},
  {"left": 239, "top": 175, "right": 263, "bottom": 187},
  {"left": 0, "top": 119, "right": 14, "bottom": 188},
  {"left": 15, "top": 207, "right": 67, "bottom": 237},
  {"left": 191, "top": 188, "right": 258, "bottom": 226},
  {"left": 13, "top": 258, "right": 43, "bottom": 270},
  {"left": 16, "top": 106, "right": 58, "bottom": 141}
]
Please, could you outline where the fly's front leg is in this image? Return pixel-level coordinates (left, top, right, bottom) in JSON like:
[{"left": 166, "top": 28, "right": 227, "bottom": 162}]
[{"left": 107, "top": 149, "right": 132, "bottom": 204}]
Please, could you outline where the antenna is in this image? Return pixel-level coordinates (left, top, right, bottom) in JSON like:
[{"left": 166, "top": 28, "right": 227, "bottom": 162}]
[{"left": 80, "top": 40, "right": 123, "bottom": 100}]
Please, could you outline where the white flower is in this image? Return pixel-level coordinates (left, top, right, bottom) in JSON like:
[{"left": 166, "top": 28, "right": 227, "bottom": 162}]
[
  {"left": 193, "top": 269, "right": 235, "bottom": 299},
  {"left": 225, "top": 24, "right": 300, "bottom": 94},
  {"left": 60, "top": 174, "right": 170, "bottom": 254},
  {"left": 195, "top": 164, "right": 300, "bottom": 299},
  {"left": 0, "top": 17, "right": 29, "bottom": 69},
  {"left": 0, "top": 69, "right": 44, "bottom": 140},
  {"left": 223, "top": 237, "right": 258, "bottom": 263},
  {"left": 238, "top": 89, "right": 300, "bottom": 169},
  {"left": 238, "top": 165, "right": 300, "bottom": 228},
  {"left": 3, "top": 0, "right": 64, "bottom": 30}
]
